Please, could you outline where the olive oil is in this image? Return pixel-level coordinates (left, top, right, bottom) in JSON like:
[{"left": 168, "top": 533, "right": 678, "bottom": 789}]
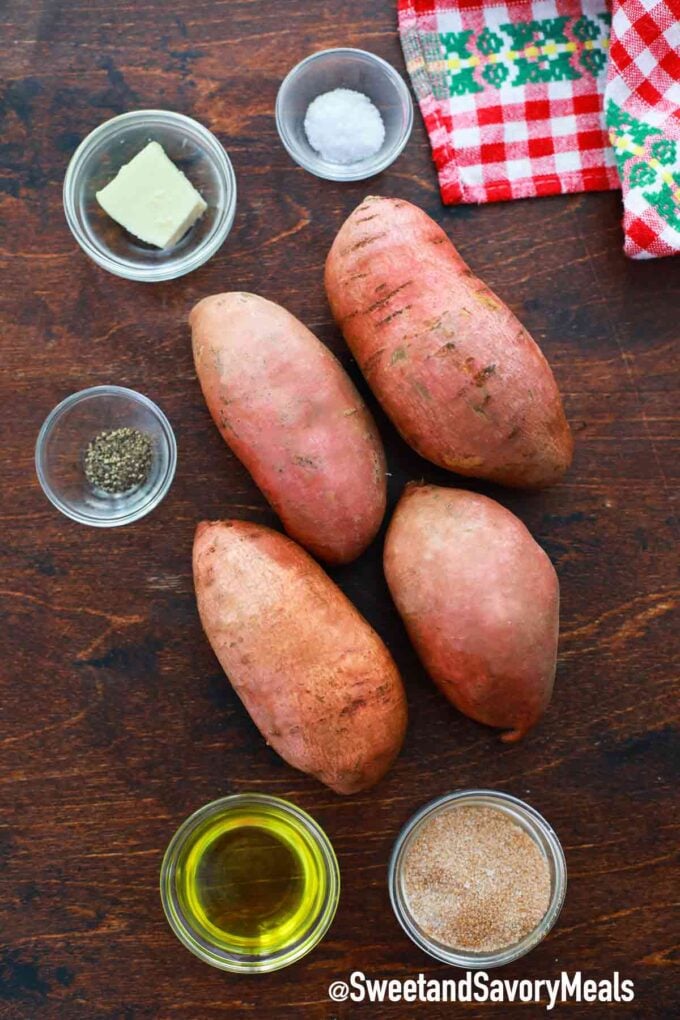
[{"left": 162, "top": 795, "right": 340, "bottom": 970}]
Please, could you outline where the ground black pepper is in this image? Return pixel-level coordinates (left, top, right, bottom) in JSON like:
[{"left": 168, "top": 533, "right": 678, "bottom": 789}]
[{"left": 84, "top": 427, "right": 153, "bottom": 494}]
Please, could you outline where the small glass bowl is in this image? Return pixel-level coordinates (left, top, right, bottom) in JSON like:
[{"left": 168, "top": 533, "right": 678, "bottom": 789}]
[
  {"left": 389, "top": 790, "right": 567, "bottom": 969},
  {"left": 35, "top": 385, "right": 177, "bottom": 527},
  {"left": 63, "top": 110, "right": 237, "bottom": 281},
  {"left": 276, "top": 48, "right": 413, "bottom": 181},
  {"left": 160, "top": 794, "right": 340, "bottom": 973}
]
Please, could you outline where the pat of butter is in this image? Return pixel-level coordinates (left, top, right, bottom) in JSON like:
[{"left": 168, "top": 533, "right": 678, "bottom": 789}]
[{"left": 95, "top": 140, "right": 207, "bottom": 249}]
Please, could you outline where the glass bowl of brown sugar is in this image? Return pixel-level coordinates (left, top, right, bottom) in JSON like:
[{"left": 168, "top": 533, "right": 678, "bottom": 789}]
[{"left": 388, "top": 790, "right": 567, "bottom": 969}]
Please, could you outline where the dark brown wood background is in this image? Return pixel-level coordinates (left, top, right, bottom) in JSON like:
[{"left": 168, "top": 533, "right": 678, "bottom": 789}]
[{"left": 1, "top": 1, "right": 678, "bottom": 1017}]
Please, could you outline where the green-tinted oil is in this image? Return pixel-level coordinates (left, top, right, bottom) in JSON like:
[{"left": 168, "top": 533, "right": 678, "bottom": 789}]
[{"left": 174, "top": 802, "right": 327, "bottom": 955}]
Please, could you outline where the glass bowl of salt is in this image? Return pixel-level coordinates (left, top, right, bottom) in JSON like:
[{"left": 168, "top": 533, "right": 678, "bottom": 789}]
[{"left": 276, "top": 48, "right": 413, "bottom": 182}]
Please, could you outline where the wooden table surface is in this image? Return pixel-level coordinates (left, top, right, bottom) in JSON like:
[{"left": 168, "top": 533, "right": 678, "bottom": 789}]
[{"left": 1, "top": 1, "right": 678, "bottom": 1017}]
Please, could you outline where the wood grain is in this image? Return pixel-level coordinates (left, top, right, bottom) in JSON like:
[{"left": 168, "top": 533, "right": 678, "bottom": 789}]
[{"left": 1, "top": 1, "right": 678, "bottom": 1018}]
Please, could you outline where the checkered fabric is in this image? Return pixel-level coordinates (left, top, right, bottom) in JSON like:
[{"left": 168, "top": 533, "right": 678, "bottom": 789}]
[
  {"left": 605, "top": 1, "right": 680, "bottom": 258},
  {"left": 399, "top": 0, "right": 620, "bottom": 203}
]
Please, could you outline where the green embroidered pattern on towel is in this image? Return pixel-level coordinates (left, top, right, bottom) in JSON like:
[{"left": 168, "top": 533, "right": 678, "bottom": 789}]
[
  {"left": 438, "top": 12, "right": 610, "bottom": 97},
  {"left": 607, "top": 99, "right": 680, "bottom": 233},
  {"left": 398, "top": 0, "right": 618, "bottom": 205}
]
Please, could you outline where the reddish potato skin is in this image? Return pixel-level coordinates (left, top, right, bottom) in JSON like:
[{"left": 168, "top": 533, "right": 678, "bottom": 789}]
[
  {"left": 325, "top": 197, "right": 573, "bottom": 488},
  {"left": 384, "top": 484, "right": 558, "bottom": 742},
  {"left": 190, "top": 292, "right": 386, "bottom": 564},
  {"left": 193, "top": 520, "right": 407, "bottom": 794}
]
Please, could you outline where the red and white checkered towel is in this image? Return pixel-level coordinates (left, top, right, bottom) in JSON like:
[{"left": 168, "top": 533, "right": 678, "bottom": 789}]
[
  {"left": 398, "top": 0, "right": 680, "bottom": 257},
  {"left": 605, "top": 1, "right": 680, "bottom": 258},
  {"left": 398, "top": 1, "right": 620, "bottom": 203}
]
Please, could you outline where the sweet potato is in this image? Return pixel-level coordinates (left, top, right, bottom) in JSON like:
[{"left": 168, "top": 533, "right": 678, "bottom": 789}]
[
  {"left": 193, "top": 519, "right": 407, "bottom": 794},
  {"left": 190, "top": 292, "right": 386, "bottom": 564},
  {"left": 384, "top": 484, "right": 558, "bottom": 742},
  {"left": 325, "top": 196, "right": 573, "bottom": 488}
]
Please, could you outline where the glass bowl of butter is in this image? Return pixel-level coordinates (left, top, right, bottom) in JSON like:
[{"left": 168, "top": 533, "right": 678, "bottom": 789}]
[{"left": 63, "top": 110, "right": 237, "bottom": 282}]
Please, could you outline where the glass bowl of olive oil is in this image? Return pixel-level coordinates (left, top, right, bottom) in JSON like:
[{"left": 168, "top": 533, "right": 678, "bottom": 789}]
[{"left": 160, "top": 794, "right": 340, "bottom": 973}]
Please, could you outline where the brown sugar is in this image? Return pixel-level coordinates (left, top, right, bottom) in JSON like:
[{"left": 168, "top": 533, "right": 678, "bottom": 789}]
[{"left": 402, "top": 805, "right": 551, "bottom": 953}]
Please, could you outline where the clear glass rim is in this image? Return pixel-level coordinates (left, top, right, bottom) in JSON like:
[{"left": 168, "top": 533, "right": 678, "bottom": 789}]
[
  {"left": 275, "top": 48, "right": 414, "bottom": 182},
  {"left": 35, "top": 384, "right": 177, "bottom": 527},
  {"left": 388, "top": 789, "right": 567, "bottom": 969},
  {"left": 62, "top": 109, "right": 237, "bottom": 282},
  {"left": 160, "top": 793, "right": 341, "bottom": 973}
]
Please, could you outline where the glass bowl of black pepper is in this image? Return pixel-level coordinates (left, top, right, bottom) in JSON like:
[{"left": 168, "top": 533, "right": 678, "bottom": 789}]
[{"left": 35, "top": 385, "right": 177, "bottom": 527}]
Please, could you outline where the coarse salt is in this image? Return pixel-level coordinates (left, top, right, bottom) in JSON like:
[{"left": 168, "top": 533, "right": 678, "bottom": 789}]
[{"left": 304, "top": 88, "right": 385, "bottom": 165}]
